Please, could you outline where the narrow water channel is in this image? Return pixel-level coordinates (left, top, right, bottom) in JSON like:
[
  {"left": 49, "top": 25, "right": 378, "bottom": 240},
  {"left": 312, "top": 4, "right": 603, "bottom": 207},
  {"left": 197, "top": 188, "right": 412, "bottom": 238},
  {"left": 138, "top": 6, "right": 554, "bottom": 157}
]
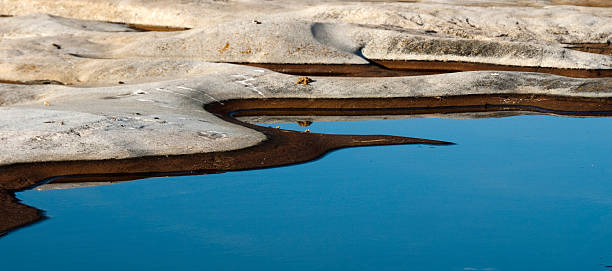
[{"left": 1, "top": 115, "right": 611, "bottom": 271}]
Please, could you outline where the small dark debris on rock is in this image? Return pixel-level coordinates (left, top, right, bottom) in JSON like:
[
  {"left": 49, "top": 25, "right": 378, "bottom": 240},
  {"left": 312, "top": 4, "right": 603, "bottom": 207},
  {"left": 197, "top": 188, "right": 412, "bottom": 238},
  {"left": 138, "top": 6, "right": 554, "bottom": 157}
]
[
  {"left": 52, "top": 43, "right": 61, "bottom": 49},
  {"left": 118, "top": 81, "right": 125, "bottom": 84},
  {"left": 296, "top": 77, "right": 313, "bottom": 85},
  {"left": 424, "top": 30, "right": 437, "bottom": 34}
]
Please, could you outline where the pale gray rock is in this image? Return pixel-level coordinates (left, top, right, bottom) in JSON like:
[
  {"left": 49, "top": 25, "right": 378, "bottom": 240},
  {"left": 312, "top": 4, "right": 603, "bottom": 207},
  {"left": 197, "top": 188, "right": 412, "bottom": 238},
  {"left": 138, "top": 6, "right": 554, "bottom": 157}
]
[
  {"left": 0, "top": 1, "right": 610, "bottom": 167},
  {"left": 0, "top": 13, "right": 609, "bottom": 86},
  {"left": 1, "top": 63, "right": 611, "bottom": 166}
]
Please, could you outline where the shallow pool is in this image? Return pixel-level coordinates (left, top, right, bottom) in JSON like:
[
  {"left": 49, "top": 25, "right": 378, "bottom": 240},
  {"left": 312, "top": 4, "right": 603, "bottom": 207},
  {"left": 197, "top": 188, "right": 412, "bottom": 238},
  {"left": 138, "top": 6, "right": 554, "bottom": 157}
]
[{"left": 2, "top": 115, "right": 612, "bottom": 271}]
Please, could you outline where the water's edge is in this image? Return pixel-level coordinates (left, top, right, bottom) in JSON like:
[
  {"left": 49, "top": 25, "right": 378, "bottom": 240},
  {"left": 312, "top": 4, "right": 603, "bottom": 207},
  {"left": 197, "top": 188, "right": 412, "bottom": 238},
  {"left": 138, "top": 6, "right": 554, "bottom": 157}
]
[{"left": 2, "top": 94, "right": 612, "bottom": 236}]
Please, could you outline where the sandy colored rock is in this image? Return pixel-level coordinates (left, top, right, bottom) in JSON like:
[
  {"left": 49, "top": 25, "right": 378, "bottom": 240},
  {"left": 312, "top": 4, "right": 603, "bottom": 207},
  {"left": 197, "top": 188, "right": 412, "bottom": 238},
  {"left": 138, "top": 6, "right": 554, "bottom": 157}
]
[
  {"left": 0, "top": 13, "right": 610, "bottom": 86},
  {"left": 0, "top": 0, "right": 610, "bottom": 168},
  {"left": 1, "top": 62, "right": 611, "bottom": 166}
]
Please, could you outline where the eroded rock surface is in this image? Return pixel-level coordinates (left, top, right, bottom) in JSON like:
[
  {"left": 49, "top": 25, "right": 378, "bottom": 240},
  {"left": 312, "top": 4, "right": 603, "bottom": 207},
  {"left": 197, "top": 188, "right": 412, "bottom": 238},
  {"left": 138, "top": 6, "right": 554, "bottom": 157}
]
[
  {"left": 0, "top": 0, "right": 610, "bottom": 168},
  {"left": 0, "top": 0, "right": 611, "bottom": 235}
]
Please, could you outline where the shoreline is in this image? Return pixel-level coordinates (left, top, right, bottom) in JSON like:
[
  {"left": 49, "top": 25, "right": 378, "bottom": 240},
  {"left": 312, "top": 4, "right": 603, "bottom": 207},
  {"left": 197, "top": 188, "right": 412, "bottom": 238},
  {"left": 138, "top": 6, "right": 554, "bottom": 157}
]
[
  {"left": 1, "top": 0, "right": 611, "bottom": 237},
  {"left": 3, "top": 94, "right": 612, "bottom": 235}
]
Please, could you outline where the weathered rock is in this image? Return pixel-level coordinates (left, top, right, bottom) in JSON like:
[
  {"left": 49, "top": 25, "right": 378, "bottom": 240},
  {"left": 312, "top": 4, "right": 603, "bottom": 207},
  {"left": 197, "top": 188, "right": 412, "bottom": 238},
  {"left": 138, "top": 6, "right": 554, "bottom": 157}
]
[
  {"left": 1, "top": 63, "right": 611, "bottom": 166},
  {"left": 0, "top": 13, "right": 610, "bottom": 86},
  {"left": 0, "top": 0, "right": 610, "bottom": 168}
]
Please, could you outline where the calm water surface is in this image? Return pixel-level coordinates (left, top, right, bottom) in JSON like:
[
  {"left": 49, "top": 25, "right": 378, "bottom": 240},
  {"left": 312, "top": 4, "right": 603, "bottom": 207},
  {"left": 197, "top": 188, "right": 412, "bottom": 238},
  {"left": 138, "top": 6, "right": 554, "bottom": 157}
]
[{"left": 2, "top": 115, "right": 612, "bottom": 271}]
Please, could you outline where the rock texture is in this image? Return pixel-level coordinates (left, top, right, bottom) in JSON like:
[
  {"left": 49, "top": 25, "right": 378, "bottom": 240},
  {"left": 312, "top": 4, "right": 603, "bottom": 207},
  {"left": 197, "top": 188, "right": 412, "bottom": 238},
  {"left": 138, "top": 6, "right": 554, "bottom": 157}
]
[{"left": 0, "top": 0, "right": 610, "bottom": 169}]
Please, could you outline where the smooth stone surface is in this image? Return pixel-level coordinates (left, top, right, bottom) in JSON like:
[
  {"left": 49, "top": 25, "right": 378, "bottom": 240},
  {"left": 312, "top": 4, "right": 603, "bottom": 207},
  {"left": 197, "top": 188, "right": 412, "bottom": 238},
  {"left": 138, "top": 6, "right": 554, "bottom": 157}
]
[{"left": 0, "top": 0, "right": 610, "bottom": 167}]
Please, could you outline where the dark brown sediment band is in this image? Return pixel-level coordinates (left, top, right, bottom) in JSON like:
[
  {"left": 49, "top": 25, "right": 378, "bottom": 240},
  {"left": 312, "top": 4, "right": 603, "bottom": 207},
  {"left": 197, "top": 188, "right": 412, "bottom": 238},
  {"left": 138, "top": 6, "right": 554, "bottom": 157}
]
[
  {"left": 371, "top": 60, "right": 612, "bottom": 78},
  {"left": 223, "top": 95, "right": 612, "bottom": 118},
  {"left": 3, "top": 94, "right": 612, "bottom": 235},
  {"left": 564, "top": 43, "right": 612, "bottom": 56},
  {"left": 243, "top": 63, "right": 449, "bottom": 77},
  {"left": 549, "top": 0, "right": 612, "bottom": 7},
  {"left": 243, "top": 61, "right": 612, "bottom": 78}
]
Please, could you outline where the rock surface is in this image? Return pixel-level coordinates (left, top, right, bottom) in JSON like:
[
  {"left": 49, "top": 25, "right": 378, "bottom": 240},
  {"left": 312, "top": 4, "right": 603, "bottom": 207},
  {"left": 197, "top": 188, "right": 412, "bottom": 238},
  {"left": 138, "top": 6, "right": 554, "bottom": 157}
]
[{"left": 0, "top": 0, "right": 611, "bottom": 169}]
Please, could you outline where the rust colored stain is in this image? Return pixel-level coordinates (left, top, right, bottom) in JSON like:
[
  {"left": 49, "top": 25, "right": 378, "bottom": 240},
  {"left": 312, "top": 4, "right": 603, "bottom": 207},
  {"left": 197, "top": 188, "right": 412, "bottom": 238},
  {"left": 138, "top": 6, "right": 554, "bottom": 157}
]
[
  {"left": 296, "top": 76, "right": 313, "bottom": 85},
  {"left": 218, "top": 42, "right": 230, "bottom": 54}
]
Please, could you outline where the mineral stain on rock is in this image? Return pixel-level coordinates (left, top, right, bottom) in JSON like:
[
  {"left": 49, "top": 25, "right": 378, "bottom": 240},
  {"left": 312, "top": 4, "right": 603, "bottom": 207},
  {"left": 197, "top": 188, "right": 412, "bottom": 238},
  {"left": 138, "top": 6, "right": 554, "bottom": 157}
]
[
  {"left": 296, "top": 76, "right": 313, "bottom": 85},
  {"left": 218, "top": 42, "right": 230, "bottom": 54}
]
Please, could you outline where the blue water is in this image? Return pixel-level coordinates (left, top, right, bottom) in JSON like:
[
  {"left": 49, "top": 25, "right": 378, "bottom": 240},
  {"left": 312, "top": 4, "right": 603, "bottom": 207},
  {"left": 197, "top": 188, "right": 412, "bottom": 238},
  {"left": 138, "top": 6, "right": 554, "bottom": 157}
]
[{"left": 2, "top": 115, "right": 612, "bottom": 271}]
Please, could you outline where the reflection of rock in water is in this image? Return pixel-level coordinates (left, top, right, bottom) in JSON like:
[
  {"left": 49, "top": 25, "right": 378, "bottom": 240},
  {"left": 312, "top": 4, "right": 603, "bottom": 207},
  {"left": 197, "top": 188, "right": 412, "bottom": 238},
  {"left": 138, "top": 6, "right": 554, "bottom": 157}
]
[
  {"left": 297, "top": 121, "right": 312, "bottom": 127},
  {"left": 0, "top": 190, "right": 43, "bottom": 236}
]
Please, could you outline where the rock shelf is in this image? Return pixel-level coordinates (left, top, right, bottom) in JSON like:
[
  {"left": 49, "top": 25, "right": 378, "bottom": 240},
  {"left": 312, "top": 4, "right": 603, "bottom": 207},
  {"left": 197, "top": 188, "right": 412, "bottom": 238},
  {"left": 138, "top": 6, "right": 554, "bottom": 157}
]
[{"left": 0, "top": 0, "right": 611, "bottom": 235}]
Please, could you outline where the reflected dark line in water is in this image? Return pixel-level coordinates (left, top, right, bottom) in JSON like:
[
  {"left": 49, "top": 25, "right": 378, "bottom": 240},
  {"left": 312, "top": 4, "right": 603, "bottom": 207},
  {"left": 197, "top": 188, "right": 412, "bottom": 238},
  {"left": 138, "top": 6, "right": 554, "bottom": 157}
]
[{"left": 2, "top": 94, "right": 612, "bottom": 236}]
